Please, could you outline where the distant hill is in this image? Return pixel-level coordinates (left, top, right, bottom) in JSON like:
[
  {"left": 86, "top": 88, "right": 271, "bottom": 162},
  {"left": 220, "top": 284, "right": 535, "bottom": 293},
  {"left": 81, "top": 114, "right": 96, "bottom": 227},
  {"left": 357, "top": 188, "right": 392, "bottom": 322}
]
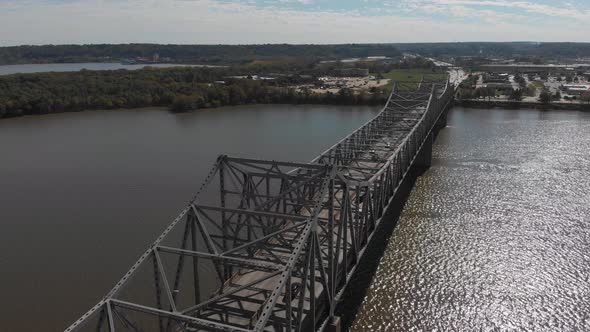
[
  {"left": 393, "top": 42, "right": 590, "bottom": 58},
  {"left": 1, "top": 42, "right": 589, "bottom": 66},
  {"left": 0, "top": 44, "right": 402, "bottom": 65}
]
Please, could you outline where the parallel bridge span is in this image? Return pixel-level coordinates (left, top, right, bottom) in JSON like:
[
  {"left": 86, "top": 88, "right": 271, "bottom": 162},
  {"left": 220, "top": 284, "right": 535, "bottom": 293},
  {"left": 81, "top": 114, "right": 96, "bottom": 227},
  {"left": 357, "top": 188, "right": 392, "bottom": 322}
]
[{"left": 66, "top": 76, "right": 455, "bottom": 332}]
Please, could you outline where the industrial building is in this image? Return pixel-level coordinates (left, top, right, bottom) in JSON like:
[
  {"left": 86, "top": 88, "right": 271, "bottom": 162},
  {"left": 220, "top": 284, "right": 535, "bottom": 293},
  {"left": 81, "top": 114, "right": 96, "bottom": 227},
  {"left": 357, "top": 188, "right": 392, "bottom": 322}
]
[
  {"left": 334, "top": 68, "right": 370, "bottom": 77},
  {"left": 480, "top": 64, "right": 590, "bottom": 74},
  {"left": 560, "top": 84, "right": 590, "bottom": 95}
]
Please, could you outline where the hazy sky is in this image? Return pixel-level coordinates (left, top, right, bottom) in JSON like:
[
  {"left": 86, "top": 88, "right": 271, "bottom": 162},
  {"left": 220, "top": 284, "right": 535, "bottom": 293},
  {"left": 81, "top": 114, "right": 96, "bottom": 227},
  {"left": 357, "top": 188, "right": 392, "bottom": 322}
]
[{"left": 1, "top": 0, "right": 589, "bottom": 46}]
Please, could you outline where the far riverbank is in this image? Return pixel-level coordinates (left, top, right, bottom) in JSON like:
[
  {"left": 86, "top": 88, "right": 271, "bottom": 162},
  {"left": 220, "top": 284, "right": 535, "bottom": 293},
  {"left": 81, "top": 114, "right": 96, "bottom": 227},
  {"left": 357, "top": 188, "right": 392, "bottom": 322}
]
[
  {"left": 458, "top": 99, "right": 590, "bottom": 112},
  {"left": 0, "top": 67, "right": 390, "bottom": 119},
  {"left": 0, "top": 62, "right": 216, "bottom": 76}
]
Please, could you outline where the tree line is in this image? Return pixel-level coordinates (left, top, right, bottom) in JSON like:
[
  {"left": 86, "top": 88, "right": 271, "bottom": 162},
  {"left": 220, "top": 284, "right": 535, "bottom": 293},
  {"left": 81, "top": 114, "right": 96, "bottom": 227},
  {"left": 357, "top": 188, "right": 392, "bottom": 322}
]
[
  {"left": 0, "top": 44, "right": 402, "bottom": 65},
  {"left": 0, "top": 67, "right": 390, "bottom": 118},
  {"left": 394, "top": 42, "right": 590, "bottom": 58}
]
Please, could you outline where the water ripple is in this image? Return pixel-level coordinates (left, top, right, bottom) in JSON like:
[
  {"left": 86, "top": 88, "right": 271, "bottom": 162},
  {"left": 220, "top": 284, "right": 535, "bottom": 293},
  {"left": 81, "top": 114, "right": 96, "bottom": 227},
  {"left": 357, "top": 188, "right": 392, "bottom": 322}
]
[{"left": 351, "top": 108, "right": 590, "bottom": 331}]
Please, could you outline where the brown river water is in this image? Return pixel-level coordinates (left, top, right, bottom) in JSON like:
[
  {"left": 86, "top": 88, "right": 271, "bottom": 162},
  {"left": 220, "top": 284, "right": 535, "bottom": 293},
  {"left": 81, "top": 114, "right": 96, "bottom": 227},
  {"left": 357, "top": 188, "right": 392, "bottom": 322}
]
[
  {"left": 1, "top": 105, "right": 589, "bottom": 331},
  {"left": 352, "top": 107, "right": 590, "bottom": 331},
  {"left": 0, "top": 105, "right": 379, "bottom": 332}
]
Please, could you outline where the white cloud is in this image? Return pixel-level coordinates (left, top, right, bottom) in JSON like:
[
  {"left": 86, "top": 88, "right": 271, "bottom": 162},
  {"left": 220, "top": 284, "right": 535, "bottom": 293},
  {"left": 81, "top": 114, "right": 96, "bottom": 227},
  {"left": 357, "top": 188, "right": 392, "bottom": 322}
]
[
  {"left": 0, "top": 0, "right": 588, "bottom": 45},
  {"left": 399, "top": 0, "right": 590, "bottom": 21}
]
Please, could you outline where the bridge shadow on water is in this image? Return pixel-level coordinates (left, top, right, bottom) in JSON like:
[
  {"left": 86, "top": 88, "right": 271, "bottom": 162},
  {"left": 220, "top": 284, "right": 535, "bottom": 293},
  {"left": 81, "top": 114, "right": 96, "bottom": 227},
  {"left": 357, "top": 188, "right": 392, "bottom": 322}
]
[
  {"left": 336, "top": 158, "right": 430, "bottom": 330},
  {"left": 336, "top": 114, "right": 448, "bottom": 331}
]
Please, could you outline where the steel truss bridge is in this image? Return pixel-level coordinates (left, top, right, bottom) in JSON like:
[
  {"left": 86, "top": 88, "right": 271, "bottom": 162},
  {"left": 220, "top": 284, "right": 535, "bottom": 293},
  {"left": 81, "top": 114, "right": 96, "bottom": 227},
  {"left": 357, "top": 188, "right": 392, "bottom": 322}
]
[{"left": 66, "top": 76, "right": 454, "bottom": 332}]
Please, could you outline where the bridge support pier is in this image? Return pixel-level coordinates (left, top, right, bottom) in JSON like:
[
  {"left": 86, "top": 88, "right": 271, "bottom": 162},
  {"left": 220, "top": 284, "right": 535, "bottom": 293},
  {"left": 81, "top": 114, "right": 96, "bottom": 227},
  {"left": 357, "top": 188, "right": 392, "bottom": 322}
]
[
  {"left": 415, "top": 132, "right": 433, "bottom": 176},
  {"left": 436, "top": 109, "right": 448, "bottom": 131},
  {"left": 327, "top": 316, "right": 342, "bottom": 332},
  {"left": 435, "top": 100, "right": 452, "bottom": 134},
  {"left": 415, "top": 102, "right": 452, "bottom": 176}
]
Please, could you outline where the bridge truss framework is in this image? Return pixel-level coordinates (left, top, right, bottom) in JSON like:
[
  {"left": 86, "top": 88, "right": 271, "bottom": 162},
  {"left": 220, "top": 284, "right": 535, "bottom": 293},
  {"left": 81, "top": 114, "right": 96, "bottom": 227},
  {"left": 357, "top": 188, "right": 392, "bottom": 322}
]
[{"left": 66, "top": 77, "right": 454, "bottom": 332}]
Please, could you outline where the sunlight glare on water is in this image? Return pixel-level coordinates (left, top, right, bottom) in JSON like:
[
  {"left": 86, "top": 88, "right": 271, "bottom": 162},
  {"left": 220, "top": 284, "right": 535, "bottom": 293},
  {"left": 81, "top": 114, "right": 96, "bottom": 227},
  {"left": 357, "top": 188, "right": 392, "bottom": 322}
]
[{"left": 352, "top": 107, "right": 590, "bottom": 331}]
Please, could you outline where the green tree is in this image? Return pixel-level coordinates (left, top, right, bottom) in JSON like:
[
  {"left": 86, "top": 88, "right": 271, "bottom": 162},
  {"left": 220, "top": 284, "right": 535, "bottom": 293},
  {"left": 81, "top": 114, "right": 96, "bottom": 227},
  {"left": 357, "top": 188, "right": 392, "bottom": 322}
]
[
  {"left": 540, "top": 72, "right": 549, "bottom": 81},
  {"left": 171, "top": 94, "right": 204, "bottom": 112},
  {"left": 539, "top": 91, "right": 551, "bottom": 104},
  {"left": 509, "top": 89, "right": 523, "bottom": 101},
  {"left": 485, "top": 87, "right": 496, "bottom": 101},
  {"left": 458, "top": 88, "right": 474, "bottom": 100}
]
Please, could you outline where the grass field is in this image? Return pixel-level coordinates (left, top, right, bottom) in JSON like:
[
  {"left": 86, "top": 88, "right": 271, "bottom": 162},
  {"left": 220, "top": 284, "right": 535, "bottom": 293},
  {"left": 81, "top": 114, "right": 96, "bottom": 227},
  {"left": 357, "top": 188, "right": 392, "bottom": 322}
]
[
  {"left": 381, "top": 68, "right": 447, "bottom": 82},
  {"left": 528, "top": 81, "right": 546, "bottom": 96},
  {"left": 377, "top": 69, "right": 448, "bottom": 93},
  {"left": 531, "top": 81, "right": 545, "bottom": 90}
]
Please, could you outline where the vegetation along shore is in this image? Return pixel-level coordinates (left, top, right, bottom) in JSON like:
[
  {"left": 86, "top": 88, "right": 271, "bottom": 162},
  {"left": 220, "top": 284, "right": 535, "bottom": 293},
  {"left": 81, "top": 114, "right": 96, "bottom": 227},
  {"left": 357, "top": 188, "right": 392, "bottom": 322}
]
[{"left": 0, "top": 57, "right": 441, "bottom": 118}]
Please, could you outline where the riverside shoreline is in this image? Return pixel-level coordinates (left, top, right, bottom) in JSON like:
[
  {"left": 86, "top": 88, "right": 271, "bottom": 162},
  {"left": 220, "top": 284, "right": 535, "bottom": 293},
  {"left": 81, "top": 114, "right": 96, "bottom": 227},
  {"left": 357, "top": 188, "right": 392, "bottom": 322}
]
[{"left": 458, "top": 99, "right": 590, "bottom": 111}]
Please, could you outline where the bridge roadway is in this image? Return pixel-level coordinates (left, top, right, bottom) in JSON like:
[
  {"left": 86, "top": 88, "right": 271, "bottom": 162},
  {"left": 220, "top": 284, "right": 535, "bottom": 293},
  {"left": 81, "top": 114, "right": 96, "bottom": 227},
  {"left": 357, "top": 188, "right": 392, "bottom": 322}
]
[{"left": 65, "top": 76, "right": 455, "bottom": 332}]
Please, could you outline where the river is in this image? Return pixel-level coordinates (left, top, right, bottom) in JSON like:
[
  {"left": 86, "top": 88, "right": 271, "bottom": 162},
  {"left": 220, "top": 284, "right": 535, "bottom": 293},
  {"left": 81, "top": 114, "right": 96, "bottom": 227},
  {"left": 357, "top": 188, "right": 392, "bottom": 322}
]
[
  {"left": 0, "top": 63, "right": 215, "bottom": 75},
  {"left": 2, "top": 105, "right": 589, "bottom": 332},
  {"left": 0, "top": 105, "right": 380, "bottom": 332},
  {"left": 352, "top": 107, "right": 590, "bottom": 331}
]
